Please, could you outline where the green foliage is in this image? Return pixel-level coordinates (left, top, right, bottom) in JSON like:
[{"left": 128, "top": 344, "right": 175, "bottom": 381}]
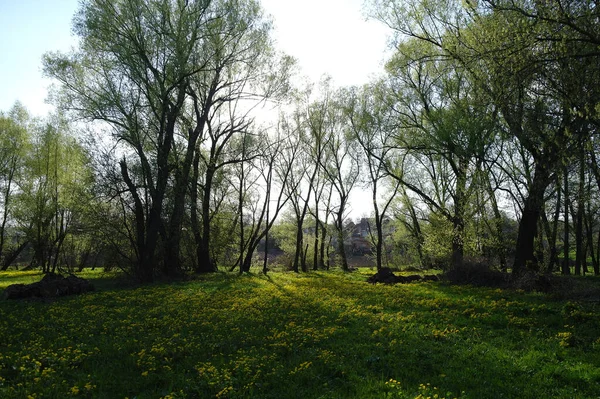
[
  {"left": 43, "top": 0, "right": 294, "bottom": 278},
  {"left": 420, "top": 212, "right": 454, "bottom": 267},
  {"left": 0, "top": 103, "right": 31, "bottom": 264},
  {"left": 209, "top": 210, "right": 240, "bottom": 267},
  {"left": 13, "top": 117, "right": 94, "bottom": 272},
  {"left": 2, "top": 270, "right": 600, "bottom": 398},
  {"left": 386, "top": 219, "right": 421, "bottom": 268},
  {"left": 270, "top": 219, "right": 298, "bottom": 268}
]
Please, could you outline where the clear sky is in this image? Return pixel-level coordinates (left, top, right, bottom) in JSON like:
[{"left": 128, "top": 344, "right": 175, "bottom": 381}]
[
  {"left": 0, "top": 0, "right": 79, "bottom": 115},
  {"left": 0, "top": 0, "right": 390, "bottom": 116}
]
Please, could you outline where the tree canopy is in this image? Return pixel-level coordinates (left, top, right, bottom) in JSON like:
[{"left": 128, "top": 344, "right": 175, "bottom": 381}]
[{"left": 0, "top": 0, "right": 598, "bottom": 279}]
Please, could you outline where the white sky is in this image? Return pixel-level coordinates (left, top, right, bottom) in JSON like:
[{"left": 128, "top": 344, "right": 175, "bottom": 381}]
[{"left": 0, "top": 0, "right": 391, "bottom": 219}]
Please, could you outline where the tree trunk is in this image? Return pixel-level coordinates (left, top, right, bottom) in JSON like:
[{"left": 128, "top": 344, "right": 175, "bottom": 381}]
[
  {"left": 319, "top": 191, "right": 332, "bottom": 270},
  {"left": 513, "top": 162, "right": 551, "bottom": 275},
  {"left": 301, "top": 243, "right": 308, "bottom": 273},
  {"left": 1, "top": 240, "right": 28, "bottom": 271},
  {"left": 575, "top": 146, "right": 585, "bottom": 275},
  {"left": 485, "top": 173, "right": 508, "bottom": 271},
  {"left": 544, "top": 175, "right": 561, "bottom": 273},
  {"left": 319, "top": 220, "right": 327, "bottom": 270},
  {"left": 373, "top": 183, "right": 383, "bottom": 271},
  {"left": 165, "top": 88, "right": 209, "bottom": 275},
  {"left": 120, "top": 159, "right": 154, "bottom": 282},
  {"left": 451, "top": 217, "right": 465, "bottom": 269},
  {"left": 263, "top": 226, "right": 269, "bottom": 275},
  {"left": 451, "top": 160, "right": 467, "bottom": 269},
  {"left": 562, "top": 167, "right": 571, "bottom": 275},
  {"left": 238, "top": 160, "right": 246, "bottom": 274},
  {"left": 312, "top": 200, "right": 320, "bottom": 271},
  {"left": 302, "top": 243, "right": 309, "bottom": 272},
  {"left": 293, "top": 222, "right": 303, "bottom": 273},
  {"left": 197, "top": 165, "right": 217, "bottom": 273},
  {"left": 190, "top": 151, "right": 203, "bottom": 273},
  {"left": 336, "top": 211, "right": 349, "bottom": 271},
  {"left": 0, "top": 159, "right": 16, "bottom": 262},
  {"left": 375, "top": 217, "right": 384, "bottom": 271}
]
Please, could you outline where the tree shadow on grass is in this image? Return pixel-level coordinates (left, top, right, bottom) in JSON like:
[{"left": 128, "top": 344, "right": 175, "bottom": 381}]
[
  {"left": 257, "top": 273, "right": 600, "bottom": 398},
  {"left": 2, "top": 271, "right": 598, "bottom": 399}
]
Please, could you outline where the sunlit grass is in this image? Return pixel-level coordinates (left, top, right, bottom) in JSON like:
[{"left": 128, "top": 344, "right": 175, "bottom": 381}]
[{"left": 1, "top": 269, "right": 599, "bottom": 398}]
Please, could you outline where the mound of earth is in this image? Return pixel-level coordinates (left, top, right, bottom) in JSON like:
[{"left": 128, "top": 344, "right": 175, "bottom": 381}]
[
  {"left": 367, "top": 268, "right": 438, "bottom": 284},
  {"left": 442, "top": 262, "right": 509, "bottom": 288},
  {"left": 2, "top": 273, "right": 95, "bottom": 300}
]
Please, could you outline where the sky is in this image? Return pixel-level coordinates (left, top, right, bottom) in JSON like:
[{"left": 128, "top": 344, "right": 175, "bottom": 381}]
[
  {"left": 0, "top": 0, "right": 80, "bottom": 115},
  {"left": 0, "top": 0, "right": 392, "bottom": 219},
  {"left": 0, "top": 0, "right": 390, "bottom": 116}
]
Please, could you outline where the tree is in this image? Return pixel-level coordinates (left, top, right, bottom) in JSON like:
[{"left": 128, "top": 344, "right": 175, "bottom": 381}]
[
  {"left": 184, "top": 0, "right": 293, "bottom": 273},
  {"left": 320, "top": 113, "right": 360, "bottom": 272},
  {"left": 254, "top": 129, "right": 297, "bottom": 274},
  {"left": 45, "top": 0, "right": 209, "bottom": 280},
  {"left": 382, "top": 38, "right": 497, "bottom": 269},
  {"left": 45, "top": 0, "right": 292, "bottom": 280},
  {"left": 229, "top": 128, "right": 294, "bottom": 273},
  {"left": 345, "top": 83, "right": 401, "bottom": 270},
  {"left": 370, "top": 0, "right": 600, "bottom": 275},
  {"left": 473, "top": 2, "right": 600, "bottom": 274},
  {"left": 0, "top": 103, "right": 30, "bottom": 270},
  {"left": 14, "top": 116, "right": 93, "bottom": 273},
  {"left": 306, "top": 87, "right": 359, "bottom": 272},
  {"left": 285, "top": 112, "right": 319, "bottom": 273}
]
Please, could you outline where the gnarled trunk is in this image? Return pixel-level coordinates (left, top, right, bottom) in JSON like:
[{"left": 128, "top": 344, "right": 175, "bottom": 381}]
[{"left": 513, "top": 162, "right": 551, "bottom": 275}]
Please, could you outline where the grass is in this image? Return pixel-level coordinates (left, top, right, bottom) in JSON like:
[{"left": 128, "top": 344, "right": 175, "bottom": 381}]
[{"left": 1, "top": 269, "right": 600, "bottom": 398}]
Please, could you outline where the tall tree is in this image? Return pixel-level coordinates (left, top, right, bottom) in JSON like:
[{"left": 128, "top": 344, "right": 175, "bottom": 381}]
[
  {"left": 382, "top": 39, "right": 496, "bottom": 269},
  {"left": 0, "top": 103, "right": 29, "bottom": 268},
  {"left": 184, "top": 0, "right": 293, "bottom": 273},
  {"left": 307, "top": 81, "right": 360, "bottom": 272},
  {"left": 45, "top": 0, "right": 210, "bottom": 280},
  {"left": 15, "top": 117, "right": 93, "bottom": 273},
  {"left": 345, "top": 83, "right": 400, "bottom": 270},
  {"left": 370, "top": 0, "right": 600, "bottom": 274},
  {"left": 45, "top": 0, "right": 292, "bottom": 280}
]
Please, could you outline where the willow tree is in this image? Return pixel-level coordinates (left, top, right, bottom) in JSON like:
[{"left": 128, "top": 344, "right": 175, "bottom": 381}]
[
  {"left": 370, "top": 0, "right": 600, "bottom": 274},
  {"left": 185, "top": 1, "right": 294, "bottom": 273},
  {"left": 464, "top": 0, "right": 600, "bottom": 274},
  {"left": 0, "top": 103, "right": 30, "bottom": 269},
  {"left": 312, "top": 89, "right": 360, "bottom": 272},
  {"left": 14, "top": 117, "right": 93, "bottom": 274},
  {"left": 382, "top": 39, "right": 497, "bottom": 269},
  {"left": 345, "top": 84, "right": 401, "bottom": 270},
  {"left": 45, "top": 0, "right": 292, "bottom": 280},
  {"left": 285, "top": 110, "right": 321, "bottom": 273}
]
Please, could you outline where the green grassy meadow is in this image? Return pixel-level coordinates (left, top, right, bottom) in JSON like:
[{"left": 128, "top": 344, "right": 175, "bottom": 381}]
[{"left": 1, "top": 270, "right": 600, "bottom": 398}]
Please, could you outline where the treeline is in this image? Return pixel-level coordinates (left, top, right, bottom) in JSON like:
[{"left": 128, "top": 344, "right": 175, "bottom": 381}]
[
  {"left": 1, "top": 0, "right": 600, "bottom": 281},
  {"left": 0, "top": 106, "right": 94, "bottom": 273}
]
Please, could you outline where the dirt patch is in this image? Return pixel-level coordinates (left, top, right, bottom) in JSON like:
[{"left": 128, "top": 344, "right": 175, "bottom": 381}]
[
  {"left": 443, "top": 262, "right": 509, "bottom": 288},
  {"left": 367, "top": 267, "right": 439, "bottom": 284},
  {"left": 2, "top": 273, "right": 95, "bottom": 300}
]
